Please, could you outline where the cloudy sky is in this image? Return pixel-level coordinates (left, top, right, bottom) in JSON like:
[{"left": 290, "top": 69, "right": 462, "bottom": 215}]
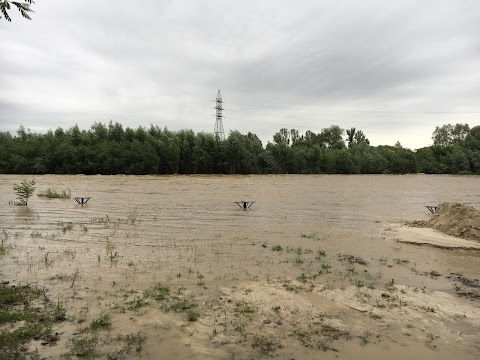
[{"left": 1, "top": 0, "right": 479, "bottom": 149}]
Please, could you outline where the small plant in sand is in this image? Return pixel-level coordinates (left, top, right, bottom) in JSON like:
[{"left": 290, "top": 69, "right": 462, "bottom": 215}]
[
  {"left": 144, "top": 283, "right": 170, "bottom": 301},
  {"left": 66, "top": 335, "right": 99, "bottom": 358},
  {"left": 0, "top": 231, "right": 8, "bottom": 256},
  {"left": 127, "top": 207, "right": 138, "bottom": 224},
  {"left": 453, "top": 284, "right": 463, "bottom": 292},
  {"left": 187, "top": 310, "right": 200, "bottom": 321},
  {"left": 272, "top": 305, "right": 281, "bottom": 313},
  {"left": 168, "top": 300, "right": 194, "bottom": 313},
  {"left": 59, "top": 221, "right": 74, "bottom": 234},
  {"left": 378, "top": 257, "right": 388, "bottom": 265},
  {"left": 37, "top": 187, "right": 71, "bottom": 199},
  {"left": 251, "top": 335, "right": 282, "bottom": 356},
  {"left": 297, "top": 273, "right": 308, "bottom": 283},
  {"left": 315, "top": 249, "right": 326, "bottom": 261},
  {"left": 272, "top": 245, "right": 283, "bottom": 252},
  {"left": 386, "top": 278, "right": 396, "bottom": 291},
  {"left": 393, "top": 258, "right": 409, "bottom": 265},
  {"left": 90, "top": 312, "right": 112, "bottom": 330},
  {"left": 127, "top": 298, "right": 149, "bottom": 311},
  {"left": 300, "top": 232, "right": 317, "bottom": 239},
  {"left": 12, "top": 178, "right": 36, "bottom": 205},
  {"left": 119, "top": 332, "right": 147, "bottom": 353}
]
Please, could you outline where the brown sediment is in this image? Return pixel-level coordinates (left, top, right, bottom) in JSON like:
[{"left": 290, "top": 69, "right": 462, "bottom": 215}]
[
  {"left": 388, "top": 224, "right": 480, "bottom": 251},
  {"left": 407, "top": 202, "right": 480, "bottom": 242},
  {"left": 0, "top": 174, "right": 479, "bottom": 359}
]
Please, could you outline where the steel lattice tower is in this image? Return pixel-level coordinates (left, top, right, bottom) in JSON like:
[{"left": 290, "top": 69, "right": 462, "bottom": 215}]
[{"left": 214, "top": 90, "right": 225, "bottom": 141}]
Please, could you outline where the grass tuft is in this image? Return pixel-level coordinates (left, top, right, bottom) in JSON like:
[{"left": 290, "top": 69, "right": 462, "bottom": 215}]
[{"left": 37, "top": 188, "right": 71, "bottom": 199}]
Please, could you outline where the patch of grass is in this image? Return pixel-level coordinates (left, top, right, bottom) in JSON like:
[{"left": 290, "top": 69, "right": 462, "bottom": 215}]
[
  {"left": 272, "top": 245, "right": 283, "bottom": 252},
  {"left": 251, "top": 335, "right": 282, "bottom": 356},
  {"left": 0, "top": 323, "right": 51, "bottom": 353},
  {"left": 0, "top": 285, "right": 44, "bottom": 307},
  {"left": 300, "top": 232, "right": 317, "bottom": 239},
  {"left": 235, "top": 301, "right": 256, "bottom": 314},
  {"left": 90, "top": 312, "right": 112, "bottom": 330},
  {"left": 90, "top": 215, "right": 111, "bottom": 225},
  {"left": 0, "top": 238, "right": 7, "bottom": 256},
  {"left": 144, "top": 284, "right": 171, "bottom": 301},
  {"left": 294, "top": 257, "right": 304, "bottom": 265},
  {"left": 37, "top": 188, "right": 71, "bottom": 199},
  {"left": 354, "top": 279, "right": 364, "bottom": 288},
  {"left": 360, "top": 332, "right": 370, "bottom": 346},
  {"left": 297, "top": 273, "right": 308, "bottom": 283},
  {"left": 282, "top": 281, "right": 303, "bottom": 293},
  {"left": 187, "top": 310, "right": 200, "bottom": 322},
  {"left": 321, "top": 262, "right": 331, "bottom": 273},
  {"left": 0, "top": 284, "right": 58, "bottom": 358},
  {"left": 393, "top": 258, "right": 410, "bottom": 265},
  {"left": 168, "top": 300, "right": 193, "bottom": 313},
  {"left": 386, "top": 278, "right": 396, "bottom": 291},
  {"left": 58, "top": 221, "right": 74, "bottom": 234},
  {"left": 65, "top": 335, "right": 99, "bottom": 359},
  {"left": 320, "top": 324, "right": 351, "bottom": 340},
  {"left": 234, "top": 324, "right": 246, "bottom": 333},
  {"left": 122, "top": 332, "right": 147, "bottom": 353},
  {"left": 127, "top": 298, "right": 149, "bottom": 312},
  {"left": 0, "top": 309, "right": 42, "bottom": 324},
  {"left": 126, "top": 207, "right": 138, "bottom": 225},
  {"left": 315, "top": 249, "right": 326, "bottom": 260},
  {"left": 318, "top": 341, "right": 337, "bottom": 352},
  {"left": 272, "top": 305, "right": 281, "bottom": 313},
  {"left": 366, "top": 283, "right": 376, "bottom": 290}
]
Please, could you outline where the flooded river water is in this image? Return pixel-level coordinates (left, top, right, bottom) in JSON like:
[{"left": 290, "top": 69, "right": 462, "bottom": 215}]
[{"left": 1, "top": 174, "right": 479, "bottom": 359}]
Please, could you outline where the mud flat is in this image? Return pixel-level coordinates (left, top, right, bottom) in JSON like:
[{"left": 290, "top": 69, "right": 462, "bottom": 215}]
[
  {"left": 1, "top": 174, "right": 479, "bottom": 359},
  {"left": 387, "top": 224, "right": 480, "bottom": 250}
]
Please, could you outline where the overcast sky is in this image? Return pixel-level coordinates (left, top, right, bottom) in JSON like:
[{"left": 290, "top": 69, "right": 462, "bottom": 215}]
[{"left": 1, "top": 0, "right": 479, "bottom": 149}]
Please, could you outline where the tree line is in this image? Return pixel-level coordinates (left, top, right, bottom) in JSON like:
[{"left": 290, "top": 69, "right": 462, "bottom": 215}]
[{"left": 0, "top": 122, "right": 479, "bottom": 175}]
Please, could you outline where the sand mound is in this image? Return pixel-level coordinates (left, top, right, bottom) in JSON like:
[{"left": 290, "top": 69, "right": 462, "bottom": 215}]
[{"left": 409, "top": 202, "right": 480, "bottom": 242}]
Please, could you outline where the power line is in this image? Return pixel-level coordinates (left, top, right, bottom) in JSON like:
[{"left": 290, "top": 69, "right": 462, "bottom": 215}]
[{"left": 227, "top": 102, "right": 480, "bottom": 114}]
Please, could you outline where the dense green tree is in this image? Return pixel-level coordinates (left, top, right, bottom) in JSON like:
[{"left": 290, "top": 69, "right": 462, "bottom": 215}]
[
  {"left": 347, "top": 128, "right": 370, "bottom": 148},
  {"left": 464, "top": 125, "right": 480, "bottom": 151},
  {"left": 272, "top": 128, "right": 290, "bottom": 146},
  {"left": 0, "top": 122, "right": 477, "bottom": 176},
  {"left": 432, "top": 123, "right": 470, "bottom": 146},
  {"left": 318, "top": 125, "right": 345, "bottom": 149}
]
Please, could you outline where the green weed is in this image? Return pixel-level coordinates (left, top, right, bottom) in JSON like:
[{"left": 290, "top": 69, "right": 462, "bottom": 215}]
[
  {"left": 37, "top": 188, "right": 71, "bottom": 199},
  {"left": 272, "top": 245, "right": 283, "bottom": 252},
  {"left": 90, "top": 312, "right": 112, "bottom": 330},
  {"left": 144, "top": 284, "right": 171, "bottom": 301}
]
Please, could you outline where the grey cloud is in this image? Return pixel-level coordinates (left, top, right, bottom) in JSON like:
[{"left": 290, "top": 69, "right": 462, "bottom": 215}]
[{"left": 0, "top": 0, "right": 479, "bottom": 149}]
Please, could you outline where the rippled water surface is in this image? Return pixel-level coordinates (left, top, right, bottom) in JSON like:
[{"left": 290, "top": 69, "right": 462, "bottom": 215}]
[{"left": 1, "top": 174, "right": 479, "bottom": 359}]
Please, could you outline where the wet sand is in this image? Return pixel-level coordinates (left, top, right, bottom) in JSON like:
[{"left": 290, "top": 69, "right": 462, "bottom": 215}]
[
  {"left": 0, "top": 174, "right": 479, "bottom": 359},
  {"left": 388, "top": 224, "right": 480, "bottom": 250}
]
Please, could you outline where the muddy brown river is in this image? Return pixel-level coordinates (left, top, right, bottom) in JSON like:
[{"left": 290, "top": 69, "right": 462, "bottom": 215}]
[{"left": 1, "top": 174, "right": 479, "bottom": 359}]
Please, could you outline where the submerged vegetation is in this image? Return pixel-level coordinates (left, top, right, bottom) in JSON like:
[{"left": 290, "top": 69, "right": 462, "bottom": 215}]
[
  {"left": 37, "top": 187, "right": 71, "bottom": 199},
  {"left": 0, "top": 122, "right": 478, "bottom": 175},
  {"left": 12, "top": 179, "right": 35, "bottom": 205},
  {"left": 0, "top": 284, "right": 59, "bottom": 359}
]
